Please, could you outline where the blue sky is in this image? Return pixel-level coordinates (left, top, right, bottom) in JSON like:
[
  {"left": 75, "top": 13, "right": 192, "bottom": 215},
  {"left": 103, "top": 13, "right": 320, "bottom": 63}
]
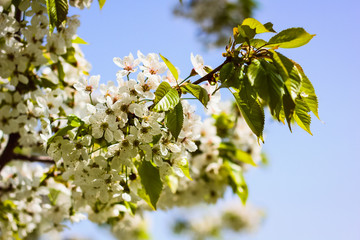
[{"left": 63, "top": 0, "right": 360, "bottom": 239}]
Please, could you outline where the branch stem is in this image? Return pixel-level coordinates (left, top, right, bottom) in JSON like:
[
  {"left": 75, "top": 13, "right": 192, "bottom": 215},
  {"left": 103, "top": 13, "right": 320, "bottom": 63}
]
[{"left": 192, "top": 57, "right": 231, "bottom": 85}]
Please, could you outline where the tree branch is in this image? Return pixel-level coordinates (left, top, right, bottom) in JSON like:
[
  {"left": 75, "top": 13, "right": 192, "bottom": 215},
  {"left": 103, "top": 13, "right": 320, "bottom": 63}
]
[
  {"left": 192, "top": 57, "right": 231, "bottom": 85},
  {"left": 0, "top": 133, "right": 20, "bottom": 171},
  {"left": 0, "top": 133, "right": 54, "bottom": 172},
  {"left": 12, "top": 154, "right": 54, "bottom": 164}
]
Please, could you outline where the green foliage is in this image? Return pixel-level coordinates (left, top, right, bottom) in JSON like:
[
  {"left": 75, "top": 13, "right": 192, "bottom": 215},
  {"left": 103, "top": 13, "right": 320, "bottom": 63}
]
[
  {"left": 72, "top": 36, "right": 89, "bottom": 45},
  {"left": 98, "top": 0, "right": 106, "bottom": 9},
  {"left": 160, "top": 54, "right": 179, "bottom": 80},
  {"left": 267, "top": 28, "right": 315, "bottom": 49},
  {"left": 223, "top": 160, "right": 248, "bottom": 204},
  {"left": 45, "top": 0, "right": 68, "bottom": 33},
  {"left": 219, "top": 142, "right": 256, "bottom": 166},
  {"left": 153, "top": 82, "right": 180, "bottom": 112},
  {"left": 166, "top": 102, "right": 184, "bottom": 140},
  {"left": 61, "top": 47, "right": 78, "bottom": 67},
  {"left": 231, "top": 83, "right": 265, "bottom": 141},
  {"left": 207, "top": 18, "right": 318, "bottom": 138},
  {"left": 138, "top": 160, "right": 163, "bottom": 210},
  {"left": 181, "top": 83, "right": 209, "bottom": 107}
]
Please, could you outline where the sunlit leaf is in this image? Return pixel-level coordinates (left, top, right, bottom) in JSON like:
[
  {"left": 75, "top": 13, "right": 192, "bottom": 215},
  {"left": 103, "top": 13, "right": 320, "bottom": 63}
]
[
  {"left": 45, "top": 0, "right": 68, "bottom": 33},
  {"left": 242, "top": 18, "right": 275, "bottom": 34},
  {"left": 181, "top": 83, "right": 209, "bottom": 107},
  {"left": 160, "top": 54, "right": 179, "bottom": 80},
  {"left": 267, "top": 28, "right": 315, "bottom": 48},
  {"left": 153, "top": 82, "right": 180, "bottom": 112},
  {"left": 72, "top": 36, "right": 89, "bottom": 45},
  {"left": 294, "top": 98, "right": 312, "bottom": 135},
  {"left": 98, "top": 0, "right": 106, "bottom": 9}
]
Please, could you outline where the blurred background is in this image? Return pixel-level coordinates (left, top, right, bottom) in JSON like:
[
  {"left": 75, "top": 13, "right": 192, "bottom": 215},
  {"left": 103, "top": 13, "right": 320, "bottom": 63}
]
[{"left": 60, "top": 0, "right": 360, "bottom": 239}]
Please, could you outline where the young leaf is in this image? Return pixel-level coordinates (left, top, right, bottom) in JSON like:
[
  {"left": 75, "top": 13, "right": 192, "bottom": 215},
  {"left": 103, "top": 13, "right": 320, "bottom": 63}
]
[
  {"left": 72, "top": 36, "right": 89, "bottom": 45},
  {"left": 138, "top": 160, "right": 163, "bottom": 210},
  {"left": 247, "top": 59, "right": 284, "bottom": 118},
  {"left": 98, "top": 0, "right": 106, "bottom": 9},
  {"left": 45, "top": 0, "right": 68, "bottom": 33},
  {"left": 267, "top": 28, "right": 315, "bottom": 49},
  {"left": 224, "top": 160, "right": 248, "bottom": 204},
  {"left": 231, "top": 81, "right": 264, "bottom": 141},
  {"left": 178, "top": 159, "right": 192, "bottom": 180},
  {"left": 242, "top": 18, "right": 275, "bottom": 34},
  {"left": 153, "top": 82, "right": 180, "bottom": 112},
  {"left": 166, "top": 101, "right": 183, "bottom": 141},
  {"left": 234, "top": 25, "right": 256, "bottom": 44},
  {"left": 160, "top": 54, "right": 179, "bottom": 80},
  {"left": 181, "top": 83, "right": 209, "bottom": 107},
  {"left": 294, "top": 98, "right": 312, "bottom": 135}
]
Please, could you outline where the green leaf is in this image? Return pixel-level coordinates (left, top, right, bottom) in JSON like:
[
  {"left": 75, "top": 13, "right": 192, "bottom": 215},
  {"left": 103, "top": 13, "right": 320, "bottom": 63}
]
[
  {"left": 45, "top": 0, "right": 68, "bottom": 33},
  {"left": 153, "top": 82, "right": 180, "bottom": 112},
  {"left": 178, "top": 159, "right": 192, "bottom": 180},
  {"left": 267, "top": 28, "right": 315, "bottom": 49},
  {"left": 242, "top": 18, "right": 274, "bottom": 34},
  {"left": 98, "top": 0, "right": 106, "bottom": 9},
  {"left": 166, "top": 102, "right": 183, "bottom": 141},
  {"left": 224, "top": 160, "right": 248, "bottom": 204},
  {"left": 67, "top": 114, "right": 84, "bottom": 127},
  {"left": 242, "top": 38, "right": 268, "bottom": 49},
  {"left": 48, "top": 188, "right": 60, "bottom": 205},
  {"left": 138, "top": 160, "right": 163, "bottom": 210},
  {"left": 181, "top": 83, "right": 209, "bottom": 107},
  {"left": 72, "top": 36, "right": 89, "bottom": 45},
  {"left": 231, "top": 80, "right": 265, "bottom": 141},
  {"left": 247, "top": 59, "right": 284, "bottom": 118},
  {"left": 165, "top": 175, "right": 178, "bottom": 193},
  {"left": 263, "top": 22, "right": 276, "bottom": 33},
  {"left": 57, "top": 61, "right": 65, "bottom": 84},
  {"left": 297, "top": 67, "right": 320, "bottom": 120},
  {"left": 47, "top": 125, "right": 75, "bottom": 149},
  {"left": 219, "top": 62, "right": 242, "bottom": 89},
  {"left": 234, "top": 25, "right": 256, "bottom": 44},
  {"left": 160, "top": 54, "right": 179, "bottom": 80},
  {"left": 124, "top": 201, "right": 137, "bottom": 216},
  {"left": 61, "top": 47, "right": 77, "bottom": 67},
  {"left": 219, "top": 143, "right": 257, "bottom": 166},
  {"left": 282, "top": 88, "right": 296, "bottom": 131},
  {"left": 294, "top": 98, "right": 312, "bottom": 135},
  {"left": 270, "top": 51, "right": 302, "bottom": 101},
  {"left": 40, "top": 77, "right": 59, "bottom": 90}
]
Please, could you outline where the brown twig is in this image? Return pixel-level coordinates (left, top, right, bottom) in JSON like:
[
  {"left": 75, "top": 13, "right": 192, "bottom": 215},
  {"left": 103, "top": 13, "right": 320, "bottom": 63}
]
[
  {"left": 12, "top": 154, "right": 54, "bottom": 164},
  {"left": 191, "top": 57, "right": 231, "bottom": 85},
  {"left": 0, "top": 133, "right": 20, "bottom": 171},
  {"left": 0, "top": 133, "right": 54, "bottom": 171}
]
